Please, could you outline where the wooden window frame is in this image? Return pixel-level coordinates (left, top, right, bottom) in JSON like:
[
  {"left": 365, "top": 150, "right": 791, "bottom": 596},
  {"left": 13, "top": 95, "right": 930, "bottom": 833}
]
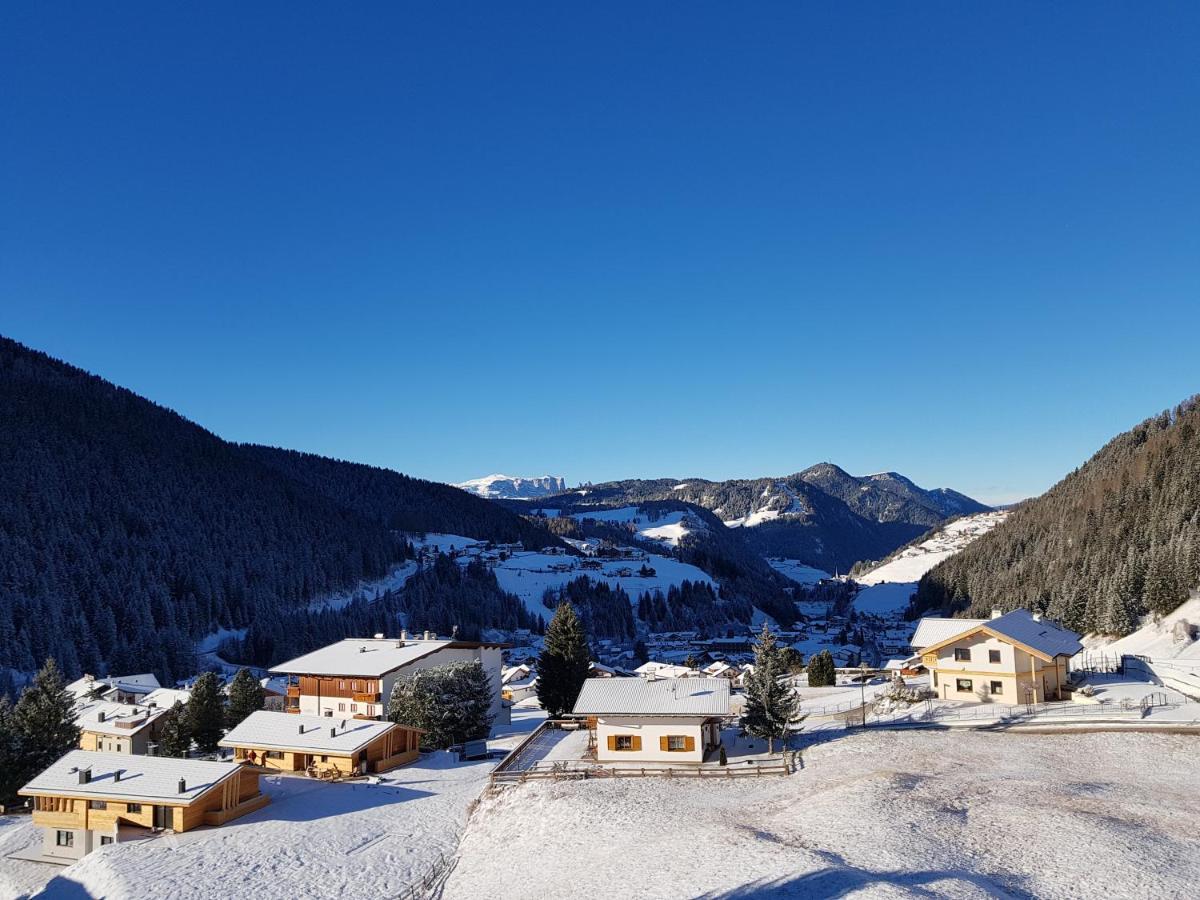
[
  {"left": 666, "top": 735, "right": 687, "bottom": 752},
  {"left": 127, "top": 803, "right": 142, "bottom": 813},
  {"left": 614, "top": 735, "right": 634, "bottom": 751},
  {"left": 954, "top": 648, "right": 971, "bottom": 662},
  {"left": 955, "top": 678, "right": 973, "bottom": 693},
  {"left": 56, "top": 831, "right": 73, "bottom": 848}
]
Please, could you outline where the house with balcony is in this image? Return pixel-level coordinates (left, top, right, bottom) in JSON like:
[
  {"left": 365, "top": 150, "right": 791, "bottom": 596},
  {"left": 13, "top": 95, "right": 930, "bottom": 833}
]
[
  {"left": 571, "top": 677, "right": 729, "bottom": 764},
  {"left": 912, "top": 608, "right": 1083, "bottom": 704},
  {"left": 220, "top": 710, "right": 423, "bottom": 777},
  {"left": 19, "top": 751, "right": 267, "bottom": 862},
  {"left": 271, "top": 631, "right": 507, "bottom": 722},
  {"left": 65, "top": 673, "right": 162, "bottom": 706}
]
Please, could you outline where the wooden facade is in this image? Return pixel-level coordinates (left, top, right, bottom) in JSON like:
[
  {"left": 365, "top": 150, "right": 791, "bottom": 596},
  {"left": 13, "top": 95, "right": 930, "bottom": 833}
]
[{"left": 227, "top": 722, "right": 422, "bottom": 777}]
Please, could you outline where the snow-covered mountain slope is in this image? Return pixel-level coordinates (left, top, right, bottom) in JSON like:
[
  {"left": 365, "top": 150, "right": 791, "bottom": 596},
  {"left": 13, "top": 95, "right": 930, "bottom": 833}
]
[
  {"left": 455, "top": 474, "right": 566, "bottom": 499},
  {"left": 848, "top": 511, "right": 1009, "bottom": 615},
  {"left": 570, "top": 506, "right": 705, "bottom": 547},
  {"left": 854, "top": 511, "right": 1009, "bottom": 586},
  {"left": 1081, "top": 593, "right": 1200, "bottom": 663}
]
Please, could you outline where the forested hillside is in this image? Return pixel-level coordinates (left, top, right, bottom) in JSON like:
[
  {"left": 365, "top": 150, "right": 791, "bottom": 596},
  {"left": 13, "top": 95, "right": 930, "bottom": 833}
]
[
  {"left": 913, "top": 398, "right": 1200, "bottom": 635},
  {"left": 242, "top": 445, "right": 562, "bottom": 549},
  {"left": 0, "top": 337, "right": 558, "bottom": 685}
]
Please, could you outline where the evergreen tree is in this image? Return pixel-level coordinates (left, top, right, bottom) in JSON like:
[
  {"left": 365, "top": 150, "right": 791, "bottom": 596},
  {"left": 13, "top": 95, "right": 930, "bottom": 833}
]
[
  {"left": 806, "top": 649, "right": 836, "bottom": 687},
  {"left": 156, "top": 701, "right": 192, "bottom": 758},
  {"left": 0, "top": 696, "right": 25, "bottom": 806},
  {"left": 535, "top": 603, "right": 591, "bottom": 718},
  {"left": 13, "top": 658, "right": 80, "bottom": 779},
  {"left": 225, "top": 668, "right": 264, "bottom": 728},
  {"left": 388, "top": 660, "right": 495, "bottom": 749},
  {"left": 740, "top": 625, "right": 798, "bottom": 754},
  {"left": 186, "top": 672, "right": 225, "bottom": 753}
]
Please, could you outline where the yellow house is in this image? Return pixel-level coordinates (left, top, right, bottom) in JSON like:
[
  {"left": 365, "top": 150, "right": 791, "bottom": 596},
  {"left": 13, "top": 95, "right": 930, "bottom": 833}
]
[
  {"left": 19, "top": 751, "right": 268, "bottom": 862},
  {"left": 220, "top": 710, "right": 423, "bottom": 778},
  {"left": 913, "top": 609, "right": 1083, "bottom": 704}
]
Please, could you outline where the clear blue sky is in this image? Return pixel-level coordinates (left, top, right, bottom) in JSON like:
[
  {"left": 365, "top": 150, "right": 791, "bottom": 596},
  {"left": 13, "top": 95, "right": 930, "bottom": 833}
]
[{"left": 3, "top": 4, "right": 1198, "bottom": 505}]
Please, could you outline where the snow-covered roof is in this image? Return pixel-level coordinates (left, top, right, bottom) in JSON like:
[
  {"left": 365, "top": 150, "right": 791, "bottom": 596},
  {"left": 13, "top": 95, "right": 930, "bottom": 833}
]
[
  {"left": 67, "top": 673, "right": 161, "bottom": 701},
  {"left": 75, "top": 701, "right": 166, "bottom": 736},
  {"left": 270, "top": 638, "right": 454, "bottom": 677},
  {"left": 634, "top": 661, "right": 699, "bottom": 679},
  {"left": 220, "top": 710, "right": 411, "bottom": 754},
  {"left": 910, "top": 618, "right": 986, "bottom": 650},
  {"left": 141, "top": 687, "right": 191, "bottom": 708},
  {"left": 502, "top": 664, "right": 533, "bottom": 685},
  {"left": 572, "top": 677, "right": 730, "bottom": 717},
  {"left": 986, "top": 609, "right": 1083, "bottom": 658},
  {"left": 20, "top": 750, "right": 243, "bottom": 805}
]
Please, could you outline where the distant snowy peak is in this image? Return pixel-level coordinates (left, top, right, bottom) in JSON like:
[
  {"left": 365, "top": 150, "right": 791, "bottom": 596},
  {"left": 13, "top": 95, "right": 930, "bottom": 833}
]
[{"left": 455, "top": 474, "right": 567, "bottom": 500}]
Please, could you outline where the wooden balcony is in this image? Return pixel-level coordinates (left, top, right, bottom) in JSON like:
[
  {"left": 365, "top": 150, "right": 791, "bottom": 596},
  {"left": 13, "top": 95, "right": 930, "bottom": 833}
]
[
  {"left": 285, "top": 685, "right": 301, "bottom": 698},
  {"left": 352, "top": 692, "right": 381, "bottom": 704}
]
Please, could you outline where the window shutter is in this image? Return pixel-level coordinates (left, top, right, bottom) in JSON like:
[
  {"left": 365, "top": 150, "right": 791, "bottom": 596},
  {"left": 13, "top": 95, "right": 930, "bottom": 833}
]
[
  {"left": 684, "top": 735, "right": 695, "bottom": 752},
  {"left": 607, "top": 735, "right": 617, "bottom": 751},
  {"left": 659, "top": 736, "right": 669, "bottom": 751},
  {"left": 631, "top": 735, "right": 642, "bottom": 751}
]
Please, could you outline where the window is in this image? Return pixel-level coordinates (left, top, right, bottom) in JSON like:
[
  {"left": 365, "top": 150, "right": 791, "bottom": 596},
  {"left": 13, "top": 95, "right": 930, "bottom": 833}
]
[
  {"left": 127, "top": 804, "right": 142, "bottom": 813},
  {"left": 932, "top": 671, "right": 938, "bottom": 687},
  {"left": 338, "top": 681, "right": 345, "bottom": 690},
  {"left": 990, "top": 681, "right": 1004, "bottom": 695},
  {"left": 266, "top": 751, "right": 284, "bottom": 760},
  {"left": 89, "top": 800, "right": 107, "bottom": 810},
  {"left": 666, "top": 735, "right": 687, "bottom": 752},
  {"left": 100, "top": 836, "right": 114, "bottom": 846},
  {"left": 352, "top": 681, "right": 359, "bottom": 691},
  {"left": 337, "top": 702, "right": 346, "bottom": 712},
  {"left": 351, "top": 703, "right": 357, "bottom": 712},
  {"left": 56, "top": 831, "right": 74, "bottom": 848},
  {"left": 954, "top": 648, "right": 971, "bottom": 662},
  {"left": 955, "top": 678, "right": 973, "bottom": 693},
  {"left": 614, "top": 735, "right": 634, "bottom": 751},
  {"left": 989, "top": 649, "right": 1002, "bottom": 664},
  {"left": 320, "top": 755, "right": 329, "bottom": 762}
]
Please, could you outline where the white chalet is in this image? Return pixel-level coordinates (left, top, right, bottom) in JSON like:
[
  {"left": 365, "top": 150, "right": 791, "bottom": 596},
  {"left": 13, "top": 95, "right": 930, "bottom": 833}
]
[{"left": 572, "top": 677, "right": 729, "bottom": 764}]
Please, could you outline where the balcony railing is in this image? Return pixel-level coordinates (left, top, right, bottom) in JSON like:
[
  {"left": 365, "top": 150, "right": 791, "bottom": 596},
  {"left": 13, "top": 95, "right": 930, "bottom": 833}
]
[{"left": 353, "top": 692, "right": 381, "bottom": 704}]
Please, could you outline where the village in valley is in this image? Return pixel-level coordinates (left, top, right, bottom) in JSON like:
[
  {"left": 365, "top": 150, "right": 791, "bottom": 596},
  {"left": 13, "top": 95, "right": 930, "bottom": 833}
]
[{"left": 3, "top": 514, "right": 1200, "bottom": 898}]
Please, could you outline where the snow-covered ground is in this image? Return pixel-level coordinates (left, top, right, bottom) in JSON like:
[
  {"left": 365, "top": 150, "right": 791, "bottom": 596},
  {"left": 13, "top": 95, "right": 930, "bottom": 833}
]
[
  {"left": 409, "top": 533, "right": 715, "bottom": 619},
  {"left": 570, "top": 507, "right": 703, "bottom": 548},
  {"left": 0, "top": 703, "right": 548, "bottom": 900},
  {"left": 766, "top": 558, "right": 831, "bottom": 586},
  {"left": 854, "top": 511, "right": 1008, "bottom": 586},
  {"left": 1080, "top": 594, "right": 1200, "bottom": 663},
  {"left": 444, "top": 729, "right": 1200, "bottom": 899},
  {"left": 853, "top": 582, "right": 918, "bottom": 615}
]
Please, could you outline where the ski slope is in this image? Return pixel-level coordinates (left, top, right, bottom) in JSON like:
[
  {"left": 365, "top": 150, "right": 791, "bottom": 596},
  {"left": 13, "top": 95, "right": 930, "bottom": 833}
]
[{"left": 854, "top": 511, "right": 1007, "bottom": 586}]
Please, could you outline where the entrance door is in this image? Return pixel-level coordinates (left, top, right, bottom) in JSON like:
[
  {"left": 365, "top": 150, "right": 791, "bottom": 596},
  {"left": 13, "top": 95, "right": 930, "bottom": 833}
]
[{"left": 152, "top": 805, "right": 169, "bottom": 829}]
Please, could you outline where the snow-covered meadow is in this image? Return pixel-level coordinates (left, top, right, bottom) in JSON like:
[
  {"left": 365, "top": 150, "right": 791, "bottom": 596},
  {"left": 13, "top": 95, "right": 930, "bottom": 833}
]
[{"left": 444, "top": 729, "right": 1200, "bottom": 899}]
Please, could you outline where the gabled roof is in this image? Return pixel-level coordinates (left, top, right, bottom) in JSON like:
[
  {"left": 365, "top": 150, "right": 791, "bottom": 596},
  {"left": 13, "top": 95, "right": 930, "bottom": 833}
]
[
  {"left": 986, "top": 609, "right": 1083, "bottom": 658},
  {"left": 910, "top": 618, "right": 986, "bottom": 650},
  {"left": 220, "top": 710, "right": 417, "bottom": 755},
  {"left": 20, "top": 750, "right": 242, "bottom": 805},
  {"left": 916, "top": 609, "right": 1083, "bottom": 661},
  {"left": 142, "top": 687, "right": 192, "bottom": 708},
  {"left": 633, "top": 661, "right": 699, "bottom": 679},
  {"left": 572, "top": 677, "right": 730, "bottom": 717},
  {"left": 67, "top": 673, "right": 161, "bottom": 702}
]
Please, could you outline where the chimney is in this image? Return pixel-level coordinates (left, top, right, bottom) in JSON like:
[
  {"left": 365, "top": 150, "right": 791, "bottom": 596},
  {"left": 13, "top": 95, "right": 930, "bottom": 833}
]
[
  {"left": 97, "top": 710, "right": 106, "bottom": 723},
  {"left": 359, "top": 646, "right": 366, "bottom": 653},
  {"left": 373, "top": 633, "right": 384, "bottom": 640},
  {"left": 177, "top": 778, "right": 187, "bottom": 794},
  {"left": 340, "top": 719, "right": 346, "bottom": 729},
  {"left": 1032, "top": 612, "right": 1042, "bottom": 622},
  {"left": 329, "top": 727, "right": 337, "bottom": 739},
  {"left": 990, "top": 608, "right": 1002, "bottom": 619},
  {"left": 78, "top": 768, "right": 92, "bottom": 785},
  {"left": 114, "top": 769, "right": 125, "bottom": 783},
  {"left": 400, "top": 629, "right": 409, "bottom": 641},
  {"left": 298, "top": 724, "right": 305, "bottom": 735},
  {"left": 452, "top": 625, "right": 459, "bottom": 639}
]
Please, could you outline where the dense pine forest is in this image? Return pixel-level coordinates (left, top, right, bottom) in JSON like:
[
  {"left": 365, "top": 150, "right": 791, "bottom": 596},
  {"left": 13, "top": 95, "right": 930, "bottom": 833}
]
[
  {"left": 0, "top": 337, "right": 558, "bottom": 685},
  {"left": 913, "top": 398, "right": 1200, "bottom": 635}
]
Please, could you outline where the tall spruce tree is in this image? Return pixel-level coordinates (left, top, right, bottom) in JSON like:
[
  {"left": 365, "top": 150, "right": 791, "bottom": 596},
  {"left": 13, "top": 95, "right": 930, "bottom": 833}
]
[
  {"left": 186, "top": 672, "right": 225, "bottom": 753},
  {"left": 741, "top": 625, "right": 798, "bottom": 754},
  {"left": 13, "top": 658, "right": 80, "bottom": 779},
  {"left": 157, "top": 701, "right": 193, "bottom": 758},
  {"left": 388, "top": 660, "right": 495, "bottom": 749},
  {"left": 225, "top": 668, "right": 264, "bottom": 728},
  {"left": 806, "top": 649, "right": 836, "bottom": 687},
  {"left": 536, "top": 602, "right": 591, "bottom": 718}
]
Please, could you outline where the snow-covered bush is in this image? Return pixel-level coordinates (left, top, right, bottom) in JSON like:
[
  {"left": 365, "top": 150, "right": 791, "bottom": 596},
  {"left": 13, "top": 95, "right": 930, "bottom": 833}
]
[{"left": 1077, "top": 684, "right": 1096, "bottom": 697}]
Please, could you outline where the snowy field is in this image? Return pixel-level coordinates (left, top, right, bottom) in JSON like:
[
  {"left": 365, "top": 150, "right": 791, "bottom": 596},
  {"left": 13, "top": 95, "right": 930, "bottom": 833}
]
[
  {"left": 853, "top": 581, "right": 918, "bottom": 615},
  {"left": 569, "top": 507, "right": 704, "bottom": 547},
  {"left": 765, "top": 558, "right": 831, "bottom": 586},
  {"left": 444, "top": 729, "right": 1200, "bottom": 900},
  {"left": 854, "top": 511, "right": 1008, "bottom": 586}
]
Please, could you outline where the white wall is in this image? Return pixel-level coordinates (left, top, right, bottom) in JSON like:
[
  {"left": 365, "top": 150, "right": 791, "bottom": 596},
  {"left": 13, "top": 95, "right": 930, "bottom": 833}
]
[{"left": 595, "top": 716, "right": 708, "bottom": 764}]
